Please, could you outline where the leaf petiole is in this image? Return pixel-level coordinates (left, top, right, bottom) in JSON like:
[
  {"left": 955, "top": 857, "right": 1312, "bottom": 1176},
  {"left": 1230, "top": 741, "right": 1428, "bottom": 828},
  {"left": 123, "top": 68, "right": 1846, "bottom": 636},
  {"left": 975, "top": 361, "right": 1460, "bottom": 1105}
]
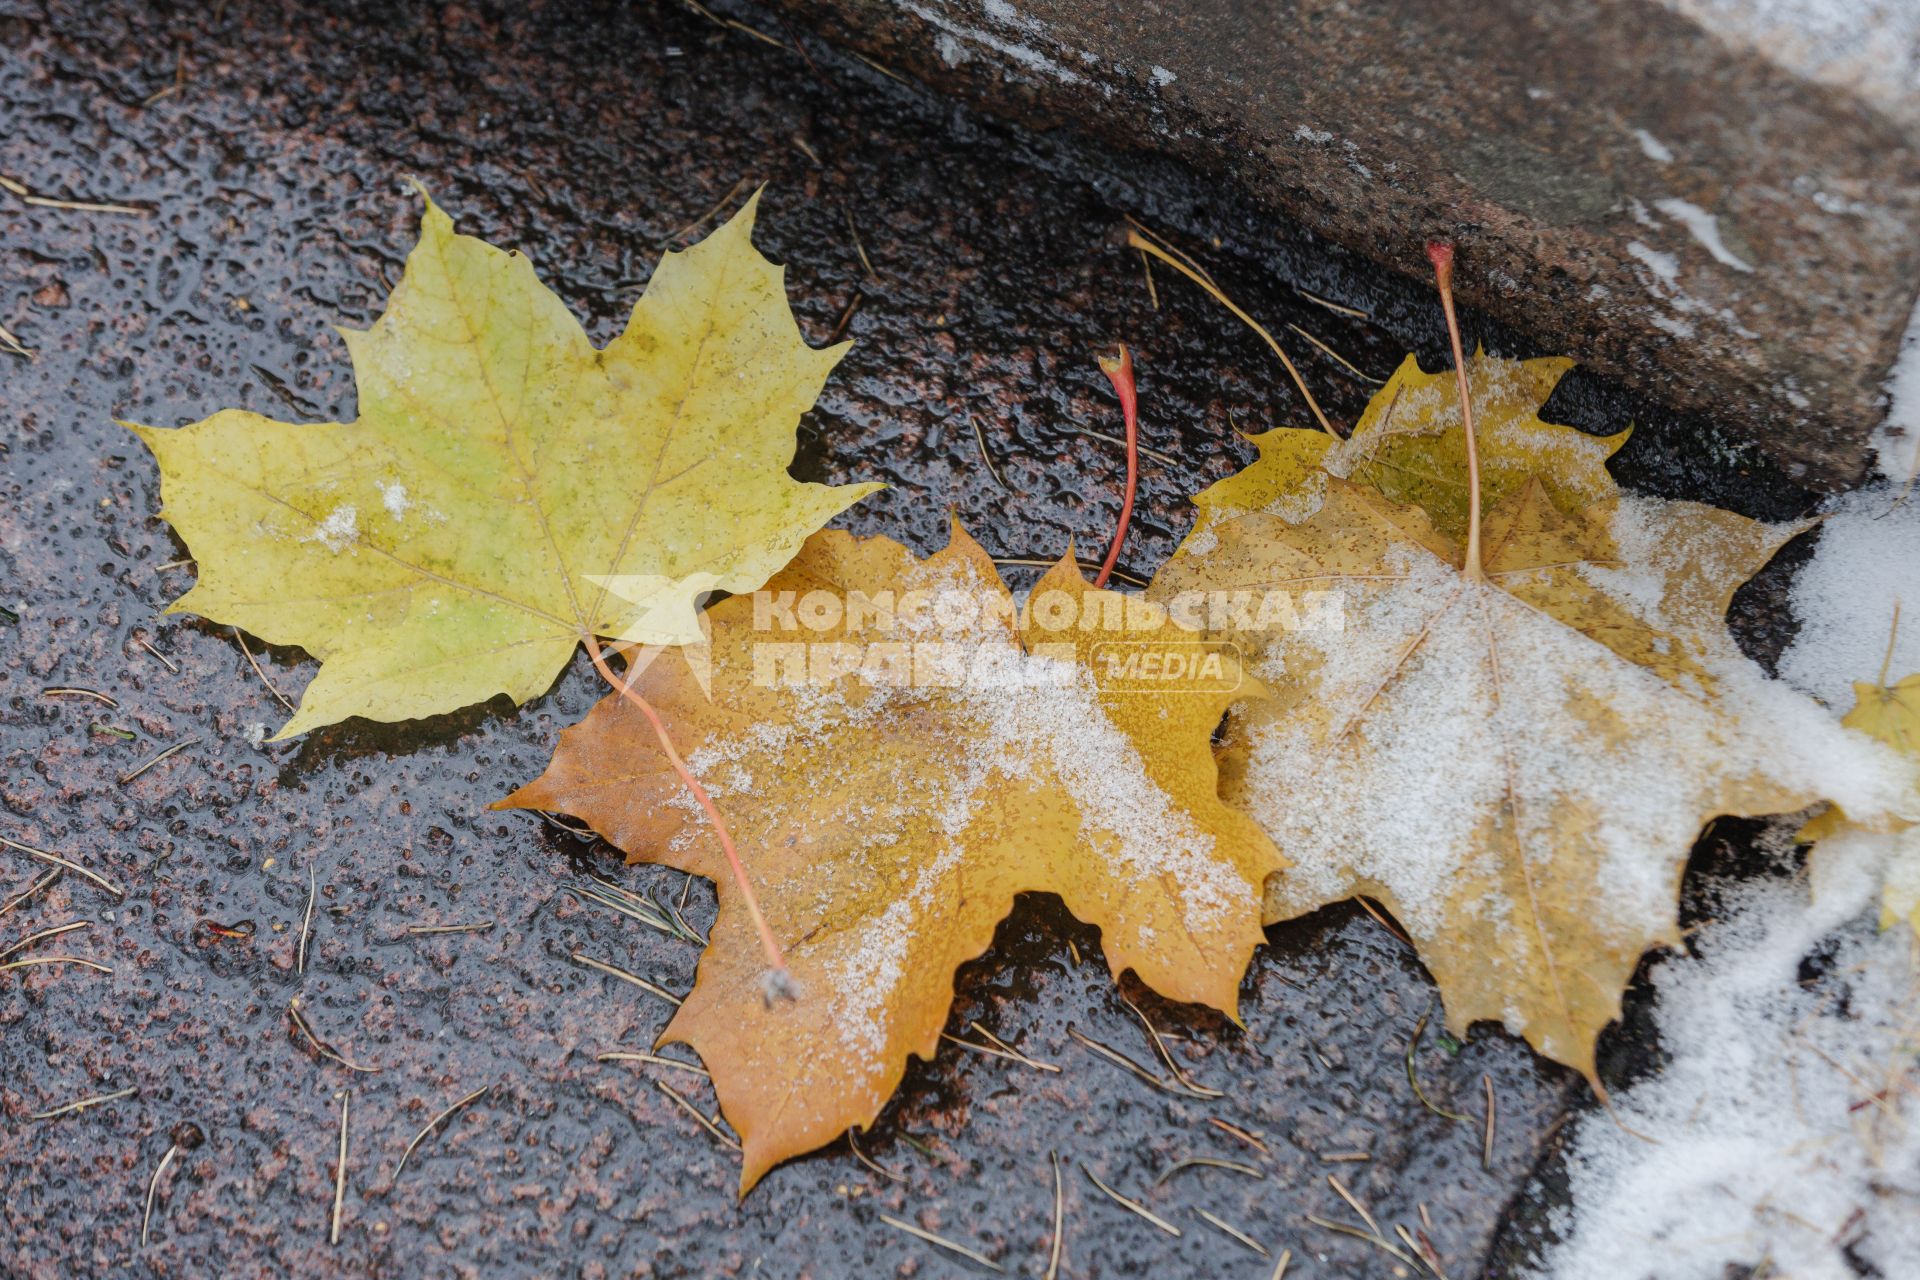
[
  {"left": 1879, "top": 601, "right": 1902, "bottom": 688},
  {"left": 1093, "top": 344, "right": 1139, "bottom": 590},
  {"left": 581, "top": 633, "right": 795, "bottom": 998},
  {"left": 1426, "top": 242, "right": 1484, "bottom": 581}
]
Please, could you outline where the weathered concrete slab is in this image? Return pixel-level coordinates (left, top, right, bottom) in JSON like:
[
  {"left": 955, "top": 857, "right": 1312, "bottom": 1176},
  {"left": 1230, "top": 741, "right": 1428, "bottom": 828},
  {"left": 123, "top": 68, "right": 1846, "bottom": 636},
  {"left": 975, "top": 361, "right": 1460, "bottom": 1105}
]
[{"left": 764, "top": 0, "right": 1920, "bottom": 486}]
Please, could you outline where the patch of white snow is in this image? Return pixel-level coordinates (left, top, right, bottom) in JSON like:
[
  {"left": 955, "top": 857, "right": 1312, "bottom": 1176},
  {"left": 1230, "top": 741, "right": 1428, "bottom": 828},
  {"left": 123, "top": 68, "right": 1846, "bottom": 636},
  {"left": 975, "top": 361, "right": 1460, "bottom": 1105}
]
[
  {"left": 1652, "top": 197, "right": 1754, "bottom": 272},
  {"left": 1631, "top": 128, "right": 1675, "bottom": 164},
  {"left": 1779, "top": 485, "right": 1920, "bottom": 711},
  {"left": 379, "top": 481, "right": 411, "bottom": 520},
  {"left": 1533, "top": 836, "right": 1920, "bottom": 1279},
  {"left": 303, "top": 504, "right": 359, "bottom": 553},
  {"left": 1872, "top": 292, "right": 1920, "bottom": 482}
]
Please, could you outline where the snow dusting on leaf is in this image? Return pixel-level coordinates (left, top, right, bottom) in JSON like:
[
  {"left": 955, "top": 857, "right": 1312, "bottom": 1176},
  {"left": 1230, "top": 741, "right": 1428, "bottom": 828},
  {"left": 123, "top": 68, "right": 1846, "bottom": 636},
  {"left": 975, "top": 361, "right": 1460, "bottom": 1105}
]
[
  {"left": 499, "top": 523, "right": 1280, "bottom": 1190},
  {"left": 1154, "top": 380, "right": 1915, "bottom": 1079}
]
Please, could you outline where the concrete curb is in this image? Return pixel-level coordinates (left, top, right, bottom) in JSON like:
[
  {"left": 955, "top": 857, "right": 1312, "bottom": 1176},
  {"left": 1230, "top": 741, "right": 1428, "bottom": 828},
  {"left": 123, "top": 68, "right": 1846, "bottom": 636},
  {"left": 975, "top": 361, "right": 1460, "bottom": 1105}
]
[{"left": 769, "top": 0, "right": 1920, "bottom": 485}]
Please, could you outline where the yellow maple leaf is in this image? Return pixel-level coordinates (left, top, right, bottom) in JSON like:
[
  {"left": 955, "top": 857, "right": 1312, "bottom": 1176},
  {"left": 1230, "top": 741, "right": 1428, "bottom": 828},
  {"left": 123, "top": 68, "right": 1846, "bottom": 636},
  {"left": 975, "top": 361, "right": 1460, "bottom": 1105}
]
[
  {"left": 1152, "top": 473, "right": 1910, "bottom": 1080},
  {"left": 1190, "top": 350, "right": 1627, "bottom": 544},
  {"left": 129, "top": 189, "right": 879, "bottom": 737},
  {"left": 1840, "top": 673, "right": 1920, "bottom": 758},
  {"left": 1804, "top": 671, "right": 1920, "bottom": 932},
  {"left": 500, "top": 522, "right": 1282, "bottom": 1190}
]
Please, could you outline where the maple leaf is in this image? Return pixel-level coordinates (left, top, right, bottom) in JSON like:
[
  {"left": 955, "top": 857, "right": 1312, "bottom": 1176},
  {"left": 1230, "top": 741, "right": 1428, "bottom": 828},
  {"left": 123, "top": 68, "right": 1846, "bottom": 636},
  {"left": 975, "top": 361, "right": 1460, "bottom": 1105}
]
[
  {"left": 1834, "top": 672, "right": 1920, "bottom": 759},
  {"left": 1804, "top": 669, "right": 1920, "bottom": 933},
  {"left": 1153, "top": 466, "right": 1912, "bottom": 1080},
  {"left": 1190, "top": 350, "right": 1627, "bottom": 543},
  {"left": 129, "top": 189, "right": 879, "bottom": 737},
  {"left": 500, "top": 522, "right": 1282, "bottom": 1190}
]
